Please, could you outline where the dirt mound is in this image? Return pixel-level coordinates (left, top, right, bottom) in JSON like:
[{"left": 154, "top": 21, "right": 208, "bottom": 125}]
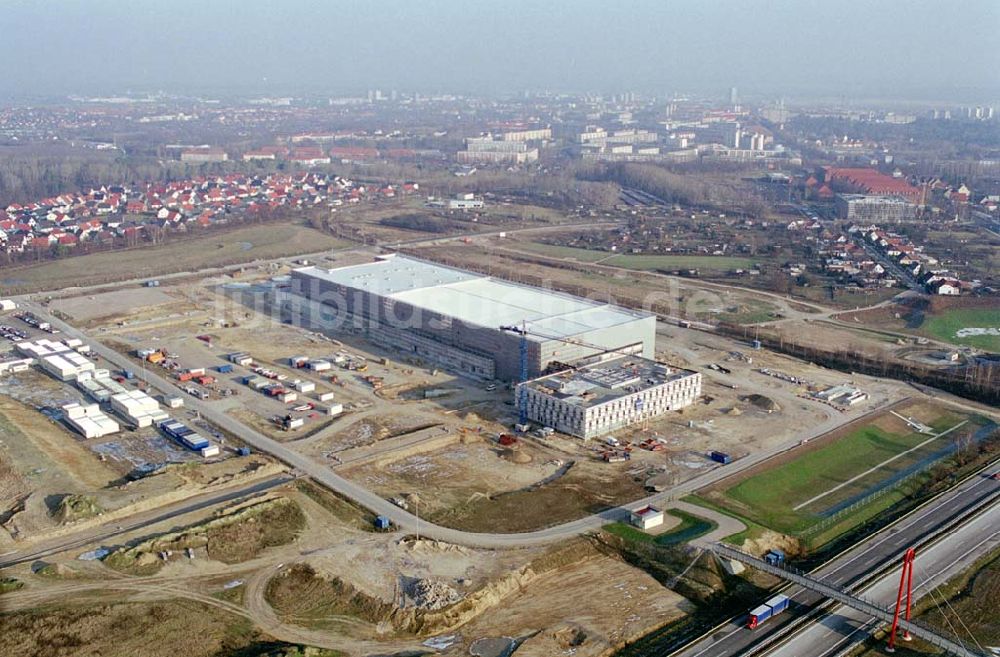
[
  {"left": 266, "top": 563, "right": 403, "bottom": 629},
  {"left": 105, "top": 496, "right": 305, "bottom": 574},
  {"left": 502, "top": 448, "right": 532, "bottom": 464},
  {"left": 405, "top": 538, "right": 472, "bottom": 557},
  {"left": 741, "top": 530, "right": 801, "bottom": 558},
  {"left": 53, "top": 494, "right": 103, "bottom": 524},
  {"left": 410, "top": 579, "right": 461, "bottom": 610},
  {"left": 741, "top": 394, "right": 780, "bottom": 412},
  {"left": 34, "top": 562, "right": 83, "bottom": 579}
]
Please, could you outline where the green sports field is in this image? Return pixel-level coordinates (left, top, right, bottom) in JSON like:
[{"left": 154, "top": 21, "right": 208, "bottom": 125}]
[
  {"left": 697, "top": 407, "right": 982, "bottom": 541},
  {"left": 921, "top": 308, "right": 1000, "bottom": 352}
]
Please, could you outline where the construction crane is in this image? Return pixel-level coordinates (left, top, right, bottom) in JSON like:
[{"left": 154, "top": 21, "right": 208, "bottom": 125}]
[{"left": 499, "top": 322, "right": 646, "bottom": 427}]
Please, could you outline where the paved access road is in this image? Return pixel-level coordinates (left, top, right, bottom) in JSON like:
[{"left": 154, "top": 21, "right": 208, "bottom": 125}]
[
  {"left": 668, "top": 469, "right": 1000, "bottom": 657},
  {"left": 767, "top": 497, "right": 999, "bottom": 657},
  {"left": 26, "top": 301, "right": 868, "bottom": 549}
]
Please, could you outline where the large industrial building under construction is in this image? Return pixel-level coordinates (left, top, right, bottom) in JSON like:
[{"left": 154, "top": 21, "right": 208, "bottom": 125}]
[{"left": 287, "top": 254, "right": 656, "bottom": 381}]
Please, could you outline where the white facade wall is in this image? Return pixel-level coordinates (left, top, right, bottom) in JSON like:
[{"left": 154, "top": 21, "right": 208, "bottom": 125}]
[{"left": 519, "top": 371, "right": 702, "bottom": 439}]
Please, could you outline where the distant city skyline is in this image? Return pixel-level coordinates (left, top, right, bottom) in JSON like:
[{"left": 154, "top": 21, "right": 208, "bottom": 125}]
[{"left": 1, "top": 0, "right": 998, "bottom": 102}]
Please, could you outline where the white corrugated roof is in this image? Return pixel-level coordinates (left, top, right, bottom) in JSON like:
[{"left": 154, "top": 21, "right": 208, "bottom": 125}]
[{"left": 296, "top": 255, "right": 649, "bottom": 340}]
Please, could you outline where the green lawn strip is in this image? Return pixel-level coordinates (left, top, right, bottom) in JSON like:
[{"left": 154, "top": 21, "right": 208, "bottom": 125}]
[
  {"left": 603, "top": 510, "right": 717, "bottom": 546},
  {"left": 515, "top": 242, "right": 613, "bottom": 262},
  {"left": 606, "top": 254, "right": 760, "bottom": 272},
  {"left": 805, "top": 486, "right": 914, "bottom": 548}
]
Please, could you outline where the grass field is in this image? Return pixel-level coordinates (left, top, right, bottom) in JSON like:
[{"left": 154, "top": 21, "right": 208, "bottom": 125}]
[
  {"left": 514, "top": 242, "right": 612, "bottom": 262},
  {"left": 603, "top": 510, "right": 717, "bottom": 546},
  {"left": 921, "top": 308, "right": 1000, "bottom": 352},
  {"left": 606, "top": 253, "right": 761, "bottom": 272},
  {"left": 698, "top": 407, "right": 982, "bottom": 539},
  {"left": 0, "top": 221, "right": 350, "bottom": 294},
  {"left": 517, "top": 242, "right": 760, "bottom": 271}
]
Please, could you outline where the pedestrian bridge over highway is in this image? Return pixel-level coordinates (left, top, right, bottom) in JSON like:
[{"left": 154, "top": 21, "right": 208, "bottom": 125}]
[{"left": 710, "top": 543, "right": 986, "bottom": 657}]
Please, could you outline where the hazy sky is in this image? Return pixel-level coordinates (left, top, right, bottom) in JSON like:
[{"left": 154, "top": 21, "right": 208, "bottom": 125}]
[{"left": 2, "top": 0, "right": 998, "bottom": 101}]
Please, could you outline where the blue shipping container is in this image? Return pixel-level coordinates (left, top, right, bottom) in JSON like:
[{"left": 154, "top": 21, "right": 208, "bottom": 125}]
[
  {"left": 710, "top": 451, "right": 732, "bottom": 464},
  {"left": 748, "top": 594, "right": 790, "bottom": 628},
  {"left": 765, "top": 549, "right": 786, "bottom": 566},
  {"left": 217, "top": 364, "right": 234, "bottom": 373}
]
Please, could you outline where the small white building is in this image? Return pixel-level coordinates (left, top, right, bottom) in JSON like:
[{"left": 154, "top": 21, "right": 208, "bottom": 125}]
[
  {"left": 0, "top": 299, "right": 17, "bottom": 311},
  {"left": 294, "top": 380, "right": 316, "bottom": 393},
  {"left": 0, "top": 357, "right": 33, "bottom": 375},
  {"left": 320, "top": 403, "right": 344, "bottom": 417},
  {"left": 63, "top": 402, "right": 120, "bottom": 439},
  {"left": 448, "top": 193, "right": 485, "bottom": 210},
  {"left": 629, "top": 505, "right": 665, "bottom": 530}
]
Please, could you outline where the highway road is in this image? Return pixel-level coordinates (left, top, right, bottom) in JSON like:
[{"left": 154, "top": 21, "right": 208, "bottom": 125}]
[
  {"left": 25, "top": 301, "right": 876, "bottom": 549},
  {"left": 0, "top": 474, "right": 292, "bottom": 569},
  {"left": 767, "top": 498, "right": 1000, "bottom": 657},
  {"left": 666, "top": 468, "right": 1000, "bottom": 657}
]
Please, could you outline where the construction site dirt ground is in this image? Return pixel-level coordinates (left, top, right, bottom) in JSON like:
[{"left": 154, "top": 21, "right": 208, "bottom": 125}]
[
  {"left": 72, "top": 266, "right": 925, "bottom": 536},
  {"left": 0, "top": 369, "right": 283, "bottom": 548},
  {"left": 458, "top": 553, "right": 692, "bottom": 657},
  {"left": 0, "top": 481, "right": 695, "bottom": 657}
]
